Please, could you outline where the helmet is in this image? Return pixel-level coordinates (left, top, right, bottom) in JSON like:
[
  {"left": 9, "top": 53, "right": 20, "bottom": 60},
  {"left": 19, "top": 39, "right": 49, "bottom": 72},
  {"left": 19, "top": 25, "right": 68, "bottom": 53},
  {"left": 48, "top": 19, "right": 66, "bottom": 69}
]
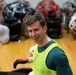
[
  {"left": 69, "top": 13, "right": 76, "bottom": 30},
  {"left": 2, "top": 1, "right": 30, "bottom": 41}
]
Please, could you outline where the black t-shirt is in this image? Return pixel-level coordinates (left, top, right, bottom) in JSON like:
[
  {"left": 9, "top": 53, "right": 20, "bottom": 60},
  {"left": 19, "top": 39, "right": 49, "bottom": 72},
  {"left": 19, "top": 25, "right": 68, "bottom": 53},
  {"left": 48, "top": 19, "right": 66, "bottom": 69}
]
[{"left": 38, "top": 40, "right": 73, "bottom": 75}]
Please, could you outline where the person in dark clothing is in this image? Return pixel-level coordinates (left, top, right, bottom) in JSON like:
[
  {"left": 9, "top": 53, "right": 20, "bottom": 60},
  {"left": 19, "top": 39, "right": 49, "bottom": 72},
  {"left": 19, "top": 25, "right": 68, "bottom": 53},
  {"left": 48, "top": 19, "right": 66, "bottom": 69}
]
[
  {"left": 13, "top": 11, "right": 73, "bottom": 75},
  {"left": 25, "top": 11, "right": 73, "bottom": 75}
]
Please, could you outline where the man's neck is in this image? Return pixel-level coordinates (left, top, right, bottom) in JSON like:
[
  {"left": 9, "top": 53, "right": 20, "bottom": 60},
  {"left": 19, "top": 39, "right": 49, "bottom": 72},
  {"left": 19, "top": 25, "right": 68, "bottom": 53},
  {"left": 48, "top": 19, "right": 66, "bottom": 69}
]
[{"left": 38, "top": 36, "right": 51, "bottom": 47}]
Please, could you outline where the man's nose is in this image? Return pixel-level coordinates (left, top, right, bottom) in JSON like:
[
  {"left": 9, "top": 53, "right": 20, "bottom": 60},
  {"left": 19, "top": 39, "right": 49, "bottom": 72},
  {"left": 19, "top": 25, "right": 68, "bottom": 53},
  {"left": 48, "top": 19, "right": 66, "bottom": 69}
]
[{"left": 31, "top": 31, "right": 36, "bottom": 36}]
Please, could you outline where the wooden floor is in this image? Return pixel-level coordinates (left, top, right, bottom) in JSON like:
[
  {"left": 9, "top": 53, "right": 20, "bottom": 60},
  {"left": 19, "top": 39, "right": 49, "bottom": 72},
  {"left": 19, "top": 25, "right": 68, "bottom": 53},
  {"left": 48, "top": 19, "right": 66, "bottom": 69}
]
[{"left": 0, "top": 29, "right": 76, "bottom": 75}]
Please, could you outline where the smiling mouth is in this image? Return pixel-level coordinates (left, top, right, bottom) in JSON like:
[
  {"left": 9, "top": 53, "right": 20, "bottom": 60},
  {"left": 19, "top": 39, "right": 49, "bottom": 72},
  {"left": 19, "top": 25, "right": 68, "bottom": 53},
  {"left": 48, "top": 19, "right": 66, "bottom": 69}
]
[{"left": 33, "top": 37, "right": 39, "bottom": 41}]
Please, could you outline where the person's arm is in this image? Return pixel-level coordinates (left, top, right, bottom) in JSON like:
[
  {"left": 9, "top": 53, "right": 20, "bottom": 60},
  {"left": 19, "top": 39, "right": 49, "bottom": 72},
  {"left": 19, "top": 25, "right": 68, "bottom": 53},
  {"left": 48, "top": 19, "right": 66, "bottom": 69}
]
[
  {"left": 13, "top": 57, "right": 33, "bottom": 68},
  {"left": 51, "top": 48, "right": 73, "bottom": 75}
]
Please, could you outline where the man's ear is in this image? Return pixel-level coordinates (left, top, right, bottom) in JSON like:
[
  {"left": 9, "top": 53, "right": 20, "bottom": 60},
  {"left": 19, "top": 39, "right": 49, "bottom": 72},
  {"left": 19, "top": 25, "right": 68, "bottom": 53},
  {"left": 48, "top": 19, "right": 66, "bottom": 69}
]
[{"left": 43, "top": 25, "right": 47, "bottom": 33}]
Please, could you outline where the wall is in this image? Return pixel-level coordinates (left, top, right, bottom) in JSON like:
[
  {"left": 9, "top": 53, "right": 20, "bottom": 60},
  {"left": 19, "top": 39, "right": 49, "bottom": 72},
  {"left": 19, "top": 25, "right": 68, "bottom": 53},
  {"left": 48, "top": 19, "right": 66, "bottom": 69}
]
[
  {"left": 54, "top": 0, "right": 68, "bottom": 8},
  {"left": 5, "top": 0, "right": 15, "bottom": 4},
  {"left": 5, "top": 0, "right": 69, "bottom": 8}
]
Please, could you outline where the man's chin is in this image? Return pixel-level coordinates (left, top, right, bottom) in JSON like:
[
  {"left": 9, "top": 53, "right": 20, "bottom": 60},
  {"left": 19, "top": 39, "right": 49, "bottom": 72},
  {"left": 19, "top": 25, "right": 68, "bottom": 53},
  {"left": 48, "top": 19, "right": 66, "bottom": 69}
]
[{"left": 33, "top": 40, "right": 38, "bottom": 44}]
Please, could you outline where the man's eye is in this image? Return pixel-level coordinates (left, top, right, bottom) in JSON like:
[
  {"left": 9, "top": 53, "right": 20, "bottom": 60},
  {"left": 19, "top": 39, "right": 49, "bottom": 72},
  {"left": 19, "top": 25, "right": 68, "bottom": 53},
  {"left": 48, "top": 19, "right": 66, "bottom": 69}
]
[
  {"left": 35, "top": 29, "right": 39, "bottom": 31},
  {"left": 28, "top": 30, "right": 32, "bottom": 33}
]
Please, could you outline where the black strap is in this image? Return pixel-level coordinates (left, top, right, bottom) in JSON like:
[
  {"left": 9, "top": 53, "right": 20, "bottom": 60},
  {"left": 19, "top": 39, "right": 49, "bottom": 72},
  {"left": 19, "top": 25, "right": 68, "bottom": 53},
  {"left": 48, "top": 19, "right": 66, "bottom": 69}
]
[{"left": 0, "top": 72, "right": 27, "bottom": 75}]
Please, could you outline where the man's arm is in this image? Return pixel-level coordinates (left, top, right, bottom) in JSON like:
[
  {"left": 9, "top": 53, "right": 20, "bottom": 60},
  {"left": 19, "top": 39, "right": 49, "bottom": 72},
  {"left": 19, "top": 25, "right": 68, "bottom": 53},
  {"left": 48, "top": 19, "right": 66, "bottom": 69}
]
[
  {"left": 51, "top": 48, "right": 73, "bottom": 75},
  {"left": 46, "top": 47, "right": 73, "bottom": 75}
]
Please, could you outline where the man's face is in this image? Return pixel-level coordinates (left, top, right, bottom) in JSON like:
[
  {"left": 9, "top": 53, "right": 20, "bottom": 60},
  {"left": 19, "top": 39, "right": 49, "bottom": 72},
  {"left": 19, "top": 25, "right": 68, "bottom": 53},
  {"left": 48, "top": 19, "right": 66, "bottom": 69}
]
[{"left": 27, "top": 21, "right": 47, "bottom": 44}]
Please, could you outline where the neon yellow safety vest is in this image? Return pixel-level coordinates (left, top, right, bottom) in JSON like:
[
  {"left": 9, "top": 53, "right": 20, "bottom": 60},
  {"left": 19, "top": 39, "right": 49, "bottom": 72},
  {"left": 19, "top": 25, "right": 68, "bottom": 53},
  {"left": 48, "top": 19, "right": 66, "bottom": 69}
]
[{"left": 29, "top": 42, "right": 62, "bottom": 75}]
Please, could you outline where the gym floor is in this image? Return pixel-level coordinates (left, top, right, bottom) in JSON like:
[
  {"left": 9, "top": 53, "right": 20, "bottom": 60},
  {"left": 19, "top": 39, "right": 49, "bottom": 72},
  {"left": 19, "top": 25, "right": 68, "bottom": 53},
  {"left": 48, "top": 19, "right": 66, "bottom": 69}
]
[{"left": 0, "top": 29, "right": 76, "bottom": 75}]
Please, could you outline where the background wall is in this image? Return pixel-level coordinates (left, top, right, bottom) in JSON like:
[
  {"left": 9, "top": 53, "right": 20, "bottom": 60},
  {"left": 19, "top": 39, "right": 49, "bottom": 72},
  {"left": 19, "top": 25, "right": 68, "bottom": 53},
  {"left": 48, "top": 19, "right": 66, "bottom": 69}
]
[
  {"left": 54, "top": 0, "right": 69, "bottom": 7},
  {"left": 4, "top": 0, "right": 69, "bottom": 8}
]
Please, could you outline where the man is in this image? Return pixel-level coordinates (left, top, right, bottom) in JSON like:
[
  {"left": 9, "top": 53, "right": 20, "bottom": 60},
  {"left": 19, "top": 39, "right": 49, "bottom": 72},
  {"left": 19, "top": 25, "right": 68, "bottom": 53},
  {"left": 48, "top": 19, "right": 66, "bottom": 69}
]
[
  {"left": 13, "top": 11, "right": 73, "bottom": 75},
  {"left": 25, "top": 11, "right": 73, "bottom": 75}
]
